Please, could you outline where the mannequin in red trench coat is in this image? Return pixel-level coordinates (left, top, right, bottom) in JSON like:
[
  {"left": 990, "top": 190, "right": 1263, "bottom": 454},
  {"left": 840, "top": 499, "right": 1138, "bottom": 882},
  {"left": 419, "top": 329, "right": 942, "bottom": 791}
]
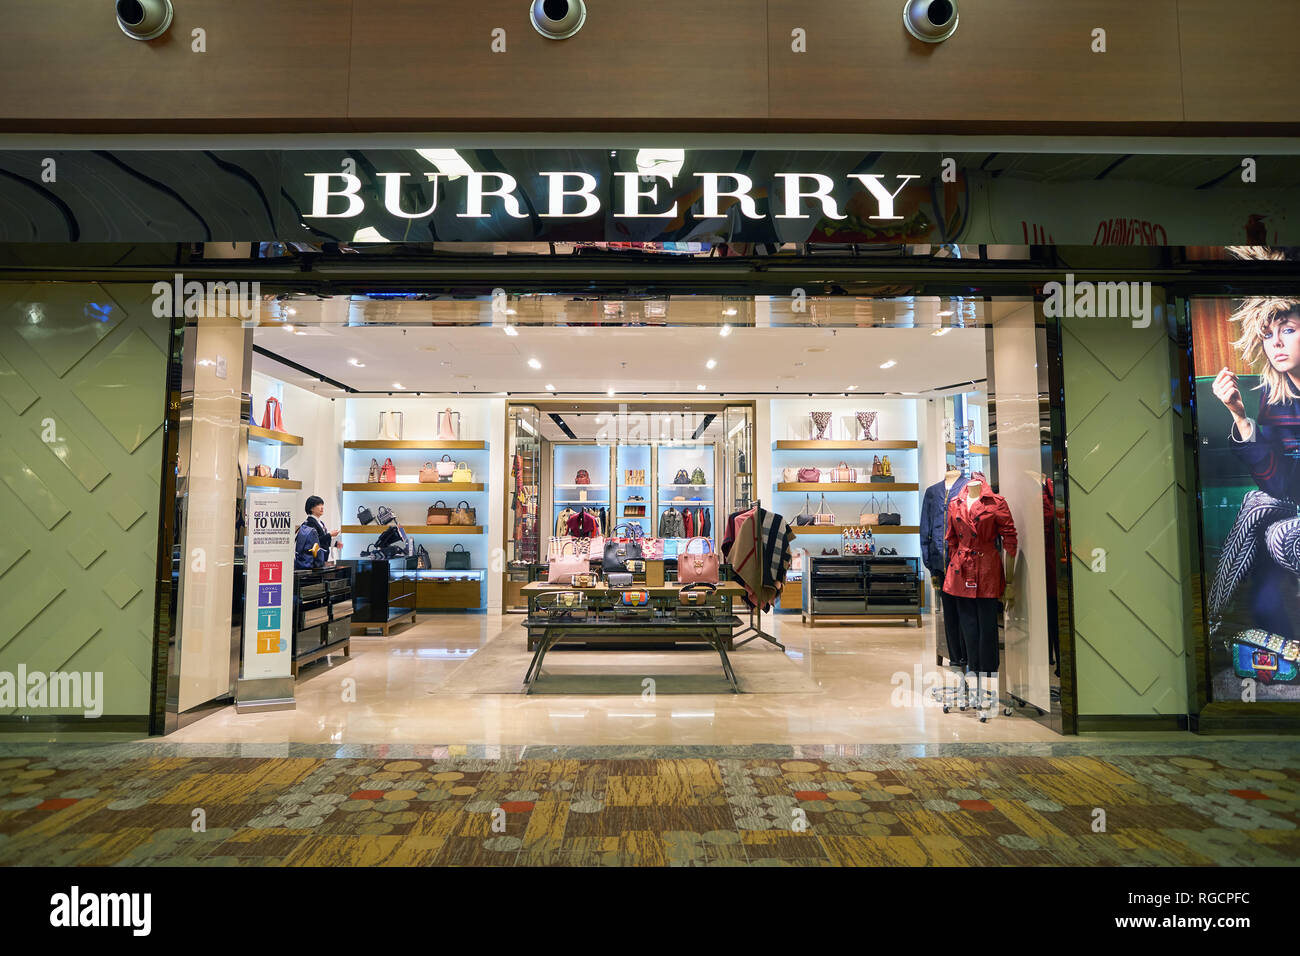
[{"left": 942, "top": 473, "right": 1018, "bottom": 674}]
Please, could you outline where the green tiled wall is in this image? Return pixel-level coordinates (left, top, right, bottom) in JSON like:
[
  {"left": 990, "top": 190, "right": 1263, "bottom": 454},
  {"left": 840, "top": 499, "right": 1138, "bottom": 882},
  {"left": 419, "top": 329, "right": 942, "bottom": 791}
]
[{"left": 0, "top": 283, "right": 167, "bottom": 718}]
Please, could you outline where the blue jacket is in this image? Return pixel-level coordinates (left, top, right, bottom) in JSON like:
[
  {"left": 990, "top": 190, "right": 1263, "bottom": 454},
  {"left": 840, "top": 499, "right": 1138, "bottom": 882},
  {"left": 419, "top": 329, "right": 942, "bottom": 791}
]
[
  {"left": 920, "top": 475, "right": 968, "bottom": 575},
  {"left": 295, "top": 520, "right": 329, "bottom": 570}
]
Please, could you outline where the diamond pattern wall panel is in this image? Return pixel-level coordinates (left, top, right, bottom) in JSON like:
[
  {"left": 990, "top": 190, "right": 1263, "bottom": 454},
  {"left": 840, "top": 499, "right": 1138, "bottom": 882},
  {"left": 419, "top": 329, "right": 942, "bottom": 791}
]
[
  {"left": 1063, "top": 313, "right": 1191, "bottom": 715},
  {"left": 0, "top": 284, "right": 167, "bottom": 719}
]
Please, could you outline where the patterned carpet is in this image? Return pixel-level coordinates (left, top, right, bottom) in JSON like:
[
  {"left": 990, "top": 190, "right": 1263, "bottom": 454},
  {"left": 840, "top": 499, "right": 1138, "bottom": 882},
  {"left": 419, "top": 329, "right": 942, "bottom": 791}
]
[{"left": 1, "top": 745, "right": 1298, "bottom": 866}]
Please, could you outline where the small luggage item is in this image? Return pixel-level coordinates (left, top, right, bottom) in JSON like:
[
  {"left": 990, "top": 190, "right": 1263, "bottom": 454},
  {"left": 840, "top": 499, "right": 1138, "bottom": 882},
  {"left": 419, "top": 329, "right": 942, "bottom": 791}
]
[
  {"left": 833, "top": 461, "right": 855, "bottom": 483},
  {"left": 678, "top": 582, "right": 717, "bottom": 606},
  {"left": 813, "top": 494, "right": 836, "bottom": 526},
  {"left": 419, "top": 461, "right": 439, "bottom": 483},
  {"left": 445, "top": 543, "right": 472, "bottom": 570},
  {"left": 450, "top": 500, "right": 476, "bottom": 526},
  {"left": 548, "top": 541, "right": 588, "bottom": 583},
  {"left": 782, "top": 466, "right": 800, "bottom": 483},
  {"left": 673, "top": 468, "right": 690, "bottom": 485},
  {"left": 878, "top": 494, "right": 901, "bottom": 526},
  {"left": 436, "top": 455, "right": 455, "bottom": 480},
  {"left": 797, "top": 466, "right": 821, "bottom": 483},
  {"left": 856, "top": 410, "right": 879, "bottom": 442},
  {"left": 416, "top": 544, "right": 432, "bottom": 570},
  {"left": 261, "top": 396, "right": 285, "bottom": 432},
  {"left": 273, "top": 467, "right": 289, "bottom": 480},
  {"left": 810, "top": 410, "right": 832, "bottom": 440},
  {"left": 427, "top": 500, "right": 451, "bottom": 525},
  {"left": 378, "top": 410, "right": 403, "bottom": 440},
  {"left": 368, "top": 458, "right": 381, "bottom": 483},
  {"left": 678, "top": 537, "right": 720, "bottom": 585},
  {"left": 452, "top": 461, "right": 472, "bottom": 483},
  {"left": 795, "top": 494, "right": 816, "bottom": 526},
  {"left": 357, "top": 505, "right": 375, "bottom": 526},
  {"left": 859, "top": 496, "right": 880, "bottom": 526},
  {"left": 379, "top": 458, "right": 397, "bottom": 483},
  {"left": 570, "top": 571, "right": 599, "bottom": 588},
  {"left": 376, "top": 505, "right": 396, "bottom": 525},
  {"left": 606, "top": 572, "right": 633, "bottom": 588},
  {"left": 575, "top": 469, "right": 591, "bottom": 485},
  {"left": 690, "top": 467, "right": 707, "bottom": 485},
  {"left": 437, "top": 407, "right": 461, "bottom": 441}
]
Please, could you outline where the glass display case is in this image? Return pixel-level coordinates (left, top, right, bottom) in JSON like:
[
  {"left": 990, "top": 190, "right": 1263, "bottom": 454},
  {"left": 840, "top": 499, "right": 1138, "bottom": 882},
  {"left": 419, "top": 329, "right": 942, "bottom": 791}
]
[
  {"left": 615, "top": 443, "right": 652, "bottom": 537},
  {"left": 723, "top": 405, "right": 754, "bottom": 518},
  {"left": 658, "top": 443, "right": 714, "bottom": 544},
  {"left": 552, "top": 443, "right": 611, "bottom": 538}
]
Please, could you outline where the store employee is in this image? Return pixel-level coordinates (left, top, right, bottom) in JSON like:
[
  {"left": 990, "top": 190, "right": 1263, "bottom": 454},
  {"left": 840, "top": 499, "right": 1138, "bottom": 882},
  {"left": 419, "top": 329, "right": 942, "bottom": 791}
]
[{"left": 296, "top": 495, "right": 340, "bottom": 570}]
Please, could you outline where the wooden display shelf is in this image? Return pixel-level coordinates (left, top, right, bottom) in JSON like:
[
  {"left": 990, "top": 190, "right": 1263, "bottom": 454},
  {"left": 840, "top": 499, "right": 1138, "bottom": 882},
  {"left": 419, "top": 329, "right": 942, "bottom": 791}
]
[
  {"left": 247, "top": 476, "right": 302, "bottom": 489},
  {"left": 341, "top": 525, "right": 483, "bottom": 535},
  {"left": 248, "top": 425, "right": 304, "bottom": 446},
  {"left": 946, "top": 442, "right": 991, "bottom": 455},
  {"left": 341, "top": 482, "right": 484, "bottom": 492},
  {"left": 774, "top": 440, "right": 919, "bottom": 450},
  {"left": 343, "top": 440, "right": 486, "bottom": 450},
  {"left": 791, "top": 525, "right": 920, "bottom": 535},
  {"left": 777, "top": 482, "right": 918, "bottom": 492}
]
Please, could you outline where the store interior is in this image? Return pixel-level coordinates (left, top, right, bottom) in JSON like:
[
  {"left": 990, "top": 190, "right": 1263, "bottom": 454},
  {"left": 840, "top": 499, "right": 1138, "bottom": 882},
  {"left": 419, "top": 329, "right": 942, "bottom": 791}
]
[{"left": 171, "top": 295, "right": 1062, "bottom": 745}]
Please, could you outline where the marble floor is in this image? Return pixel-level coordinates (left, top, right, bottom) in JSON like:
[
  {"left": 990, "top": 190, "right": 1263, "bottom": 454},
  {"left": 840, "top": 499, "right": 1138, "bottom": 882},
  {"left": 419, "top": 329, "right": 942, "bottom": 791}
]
[{"left": 163, "top": 611, "right": 1065, "bottom": 747}]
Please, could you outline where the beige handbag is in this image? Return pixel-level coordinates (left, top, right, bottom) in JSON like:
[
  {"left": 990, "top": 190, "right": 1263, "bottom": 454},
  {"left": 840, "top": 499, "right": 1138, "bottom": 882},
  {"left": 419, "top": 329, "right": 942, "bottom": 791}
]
[
  {"left": 452, "top": 461, "right": 472, "bottom": 483},
  {"left": 449, "top": 500, "right": 476, "bottom": 526},
  {"left": 813, "top": 494, "right": 836, "bottom": 526},
  {"left": 427, "top": 500, "right": 452, "bottom": 525},
  {"left": 859, "top": 495, "right": 880, "bottom": 526},
  {"left": 782, "top": 466, "right": 800, "bottom": 483},
  {"left": 833, "top": 461, "right": 856, "bottom": 482},
  {"left": 419, "top": 461, "right": 438, "bottom": 483}
]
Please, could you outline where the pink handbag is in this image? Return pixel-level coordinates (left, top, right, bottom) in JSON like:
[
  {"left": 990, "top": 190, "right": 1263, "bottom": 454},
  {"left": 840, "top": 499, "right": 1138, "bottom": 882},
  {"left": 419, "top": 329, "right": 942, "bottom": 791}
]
[
  {"left": 797, "top": 467, "right": 821, "bottom": 483},
  {"left": 678, "top": 537, "right": 719, "bottom": 585},
  {"left": 547, "top": 541, "right": 589, "bottom": 583}
]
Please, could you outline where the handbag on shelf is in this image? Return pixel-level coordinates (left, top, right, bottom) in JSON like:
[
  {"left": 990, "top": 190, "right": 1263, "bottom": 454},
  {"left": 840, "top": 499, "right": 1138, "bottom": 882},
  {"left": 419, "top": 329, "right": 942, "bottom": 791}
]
[
  {"left": 833, "top": 461, "right": 856, "bottom": 483},
  {"left": 575, "top": 469, "right": 591, "bottom": 485},
  {"left": 445, "top": 543, "right": 471, "bottom": 570},
  {"left": 678, "top": 582, "right": 717, "bottom": 606},
  {"left": 260, "top": 397, "right": 285, "bottom": 432},
  {"left": 426, "top": 500, "right": 451, "bottom": 525},
  {"left": 869, "top": 455, "right": 891, "bottom": 483},
  {"left": 570, "top": 571, "right": 600, "bottom": 588},
  {"left": 548, "top": 540, "right": 588, "bottom": 583},
  {"left": 450, "top": 500, "right": 476, "bottom": 526},
  {"left": 416, "top": 544, "right": 432, "bottom": 571},
  {"left": 859, "top": 496, "right": 880, "bottom": 526},
  {"left": 603, "top": 534, "right": 645, "bottom": 573},
  {"left": 379, "top": 458, "right": 397, "bottom": 483},
  {"left": 678, "top": 537, "right": 720, "bottom": 584},
  {"left": 378, "top": 410, "right": 403, "bottom": 441},
  {"left": 878, "top": 494, "right": 902, "bottom": 526},
  {"left": 368, "top": 458, "right": 381, "bottom": 483},
  {"left": 856, "top": 410, "right": 879, "bottom": 442},
  {"left": 672, "top": 468, "right": 690, "bottom": 485},
  {"left": 690, "top": 467, "right": 707, "bottom": 485},
  {"left": 782, "top": 467, "right": 799, "bottom": 483},
  {"left": 436, "top": 455, "right": 455, "bottom": 480},
  {"left": 617, "top": 589, "right": 650, "bottom": 606},
  {"left": 419, "top": 461, "right": 439, "bottom": 483},
  {"left": 797, "top": 467, "right": 820, "bottom": 483},
  {"left": 623, "top": 505, "right": 646, "bottom": 517},
  {"left": 375, "top": 505, "right": 396, "bottom": 525},
  {"left": 357, "top": 505, "right": 375, "bottom": 526},
  {"left": 813, "top": 494, "right": 836, "bottom": 526},
  {"left": 795, "top": 494, "right": 816, "bottom": 526},
  {"left": 272, "top": 468, "right": 289, "bottom": 480},
  {"left": 452, "top": 461, "right": 472, "bottom": 483},
  {"left": 252, "top": 464, "right": 272, "bottom": 478},
  {"left": 606, "top": 572, "right": 633, "bottom": 588},
  {"left": 810, "top": 410, "right": 832, "bottom": 440},
  {"left": 437, "top": 408, "right": 461, "bottom": 441}
]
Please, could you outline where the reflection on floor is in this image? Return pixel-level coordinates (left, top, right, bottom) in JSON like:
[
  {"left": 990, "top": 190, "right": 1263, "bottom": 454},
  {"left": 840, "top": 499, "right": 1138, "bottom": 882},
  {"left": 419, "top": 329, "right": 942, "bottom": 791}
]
[
  {"left": 167, "top": 613, "right": 1062, "bottom": 746},
  {"left": 1, "top": 747, "right": 1297, "bottom": 866}
]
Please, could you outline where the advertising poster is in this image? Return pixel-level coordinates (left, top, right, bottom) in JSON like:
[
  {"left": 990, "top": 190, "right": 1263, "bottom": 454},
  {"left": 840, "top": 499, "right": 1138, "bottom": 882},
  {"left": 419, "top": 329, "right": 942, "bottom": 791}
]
[
  {"left": 1192, "top": 264, "right": 1300, "bottom": 700},
  {"left": 242, "top": 492, "right": 295, "bottom": 681}
]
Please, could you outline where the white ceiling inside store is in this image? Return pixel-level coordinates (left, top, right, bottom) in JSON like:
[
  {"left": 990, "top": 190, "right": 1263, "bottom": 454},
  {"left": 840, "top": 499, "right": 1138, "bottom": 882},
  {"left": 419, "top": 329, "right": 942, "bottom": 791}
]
[{"left": 253, "top": 325, "right": 988, "bottom": 398}]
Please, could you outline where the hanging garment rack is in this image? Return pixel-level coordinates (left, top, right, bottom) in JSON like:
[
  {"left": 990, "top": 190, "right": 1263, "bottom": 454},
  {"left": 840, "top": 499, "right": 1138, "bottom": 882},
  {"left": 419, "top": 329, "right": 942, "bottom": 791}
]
[{"left": 729, "top": 498, "right": 786, "bottom": 651}]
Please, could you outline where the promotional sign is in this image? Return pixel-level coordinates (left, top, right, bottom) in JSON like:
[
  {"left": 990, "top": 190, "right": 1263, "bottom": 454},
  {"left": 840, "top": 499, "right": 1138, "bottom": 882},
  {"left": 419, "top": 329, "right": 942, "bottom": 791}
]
[
  {"left": 242, "top": 492, "right": 295, "bottom": 680},
  {"left": 1191, "top": 266, "right": 1300, "bottom": 701}
]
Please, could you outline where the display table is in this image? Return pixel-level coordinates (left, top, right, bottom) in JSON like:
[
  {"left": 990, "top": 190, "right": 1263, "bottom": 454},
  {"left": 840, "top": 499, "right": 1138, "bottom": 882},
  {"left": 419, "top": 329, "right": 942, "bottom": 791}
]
[
  {"left": 520, "top": 581, "right": 746, "bottom": 693},
  {"left": 346, "top": 556, "right": 417, "bottom": 635},
  {"left": 292, "top": 565, "right": 355, "bottom": 677}
]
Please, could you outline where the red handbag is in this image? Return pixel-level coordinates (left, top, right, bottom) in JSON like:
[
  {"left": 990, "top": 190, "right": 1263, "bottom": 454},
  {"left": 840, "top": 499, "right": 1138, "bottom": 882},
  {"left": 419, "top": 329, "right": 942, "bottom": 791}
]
[
  {"left": 575, "top": 469, "right": 590, "bottom": 485},
  {"left": 797, "top": 467, "right": 821, "bottom": 483},
  {"left": 260, "top": 397, "right": 284, "bottom": 432},
  {"left": 678, "top": 537, "right": 719, "bottom": 585},
  {"left": 379, "top": 458, "right": 397, "bottom": 483}
]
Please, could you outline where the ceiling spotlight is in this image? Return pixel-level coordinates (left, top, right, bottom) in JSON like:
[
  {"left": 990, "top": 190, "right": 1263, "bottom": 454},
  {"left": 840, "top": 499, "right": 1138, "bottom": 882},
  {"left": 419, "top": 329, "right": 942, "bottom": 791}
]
[
  {"left": 719, "top": 324, "right": 732, "bottom": 337},
  {"left": 706, "top": 359, "right": 717, "bottom": 370},
  {"left": 879, "top": 360, "right": 897, "bottom": 369},
  {"left": 530, "top": 0, "right": 586, "bottom": 40},
  {"left": 722, "top": 308, "right": 738, "bottom": 317},
  {"left": 607, "top": 387, "right": 616, "bottom": 397},
  {"left": 527, "top": 358, "right": 542, "bottom": 369},
  {"left": 545, "top": 383, "right": 555, "bottom": 391},
  {"left": 504, "top": 325, "right": 519, "bottom": 336},
  {"left": 697, "top": 384, "right": 706, "bottom": 391},
  {"left": 116, "top": 0, "right": 173, "bottom": 41},
  {"left": 931, "top": 328, "right": 951, "bottom": 337},
  {"left": 348, "top": 358, "right": 366, "bottom": 367},
  {"left": 847, "top": 385, "right": 859, "bottom": 391},
  {"left": 392, "top": 382, "right": 405, "bottom": 389},
  {"left": 903, "top": 0, "right": 960, "bottom": 43}
]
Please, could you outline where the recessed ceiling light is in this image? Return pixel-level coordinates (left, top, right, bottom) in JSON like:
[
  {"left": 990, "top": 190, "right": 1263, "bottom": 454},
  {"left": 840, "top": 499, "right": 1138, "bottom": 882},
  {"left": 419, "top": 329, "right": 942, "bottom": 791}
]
[
  {"left": 706, "top": 359, "right": 717, "bottom": 370},
  {"left": 440, "top": 360, "right": 452, "bottom": 367},
  {"left": 719, "top": 324, "right": 732, "bottom": 337},
  {"left": 503, "top": 325, "right": 519, "bottom": 336},
  {"left": 932, "top": 328, "right": 951, "bottom": 337},
  {"left": 722, "top": 308, "right": 738, "bottom": 316},
  {"left": 793, "top": 362, "right": 806, "bottom": 367},
  {"left": 544, "top": 383, "right": 555, "bottom": 391},
  {"left": 419, "top": 345, "right": 438, "bottom": 352},
  {"left": 805, "top": 347, "right": 828, "bottom": 353},
  {"left": 527, "top": 358, "right": 542, "bottom": 369},
  {"left": 286, "top": 307, "right": 297, "bottom": 316},
  {"left": 607, "top": 387, "right": 616, "bottom": 397},
  {"left": 348, "top": 358, "right": 366, "bottom": 367},
  {"left": 847, "top": 385, "right": 858, "bottom": 390},
  {"left": 392, "top": 382, "right": 405, "bottom": 389},
  {"left": 283, "top": 324, "right": 295, "bottom": 333},
  {"left": 879, "top": 360, "right": 897, "bottom": 369},
  {"left": 697, "top": 384, "right": 706, "bottom": 391}
]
